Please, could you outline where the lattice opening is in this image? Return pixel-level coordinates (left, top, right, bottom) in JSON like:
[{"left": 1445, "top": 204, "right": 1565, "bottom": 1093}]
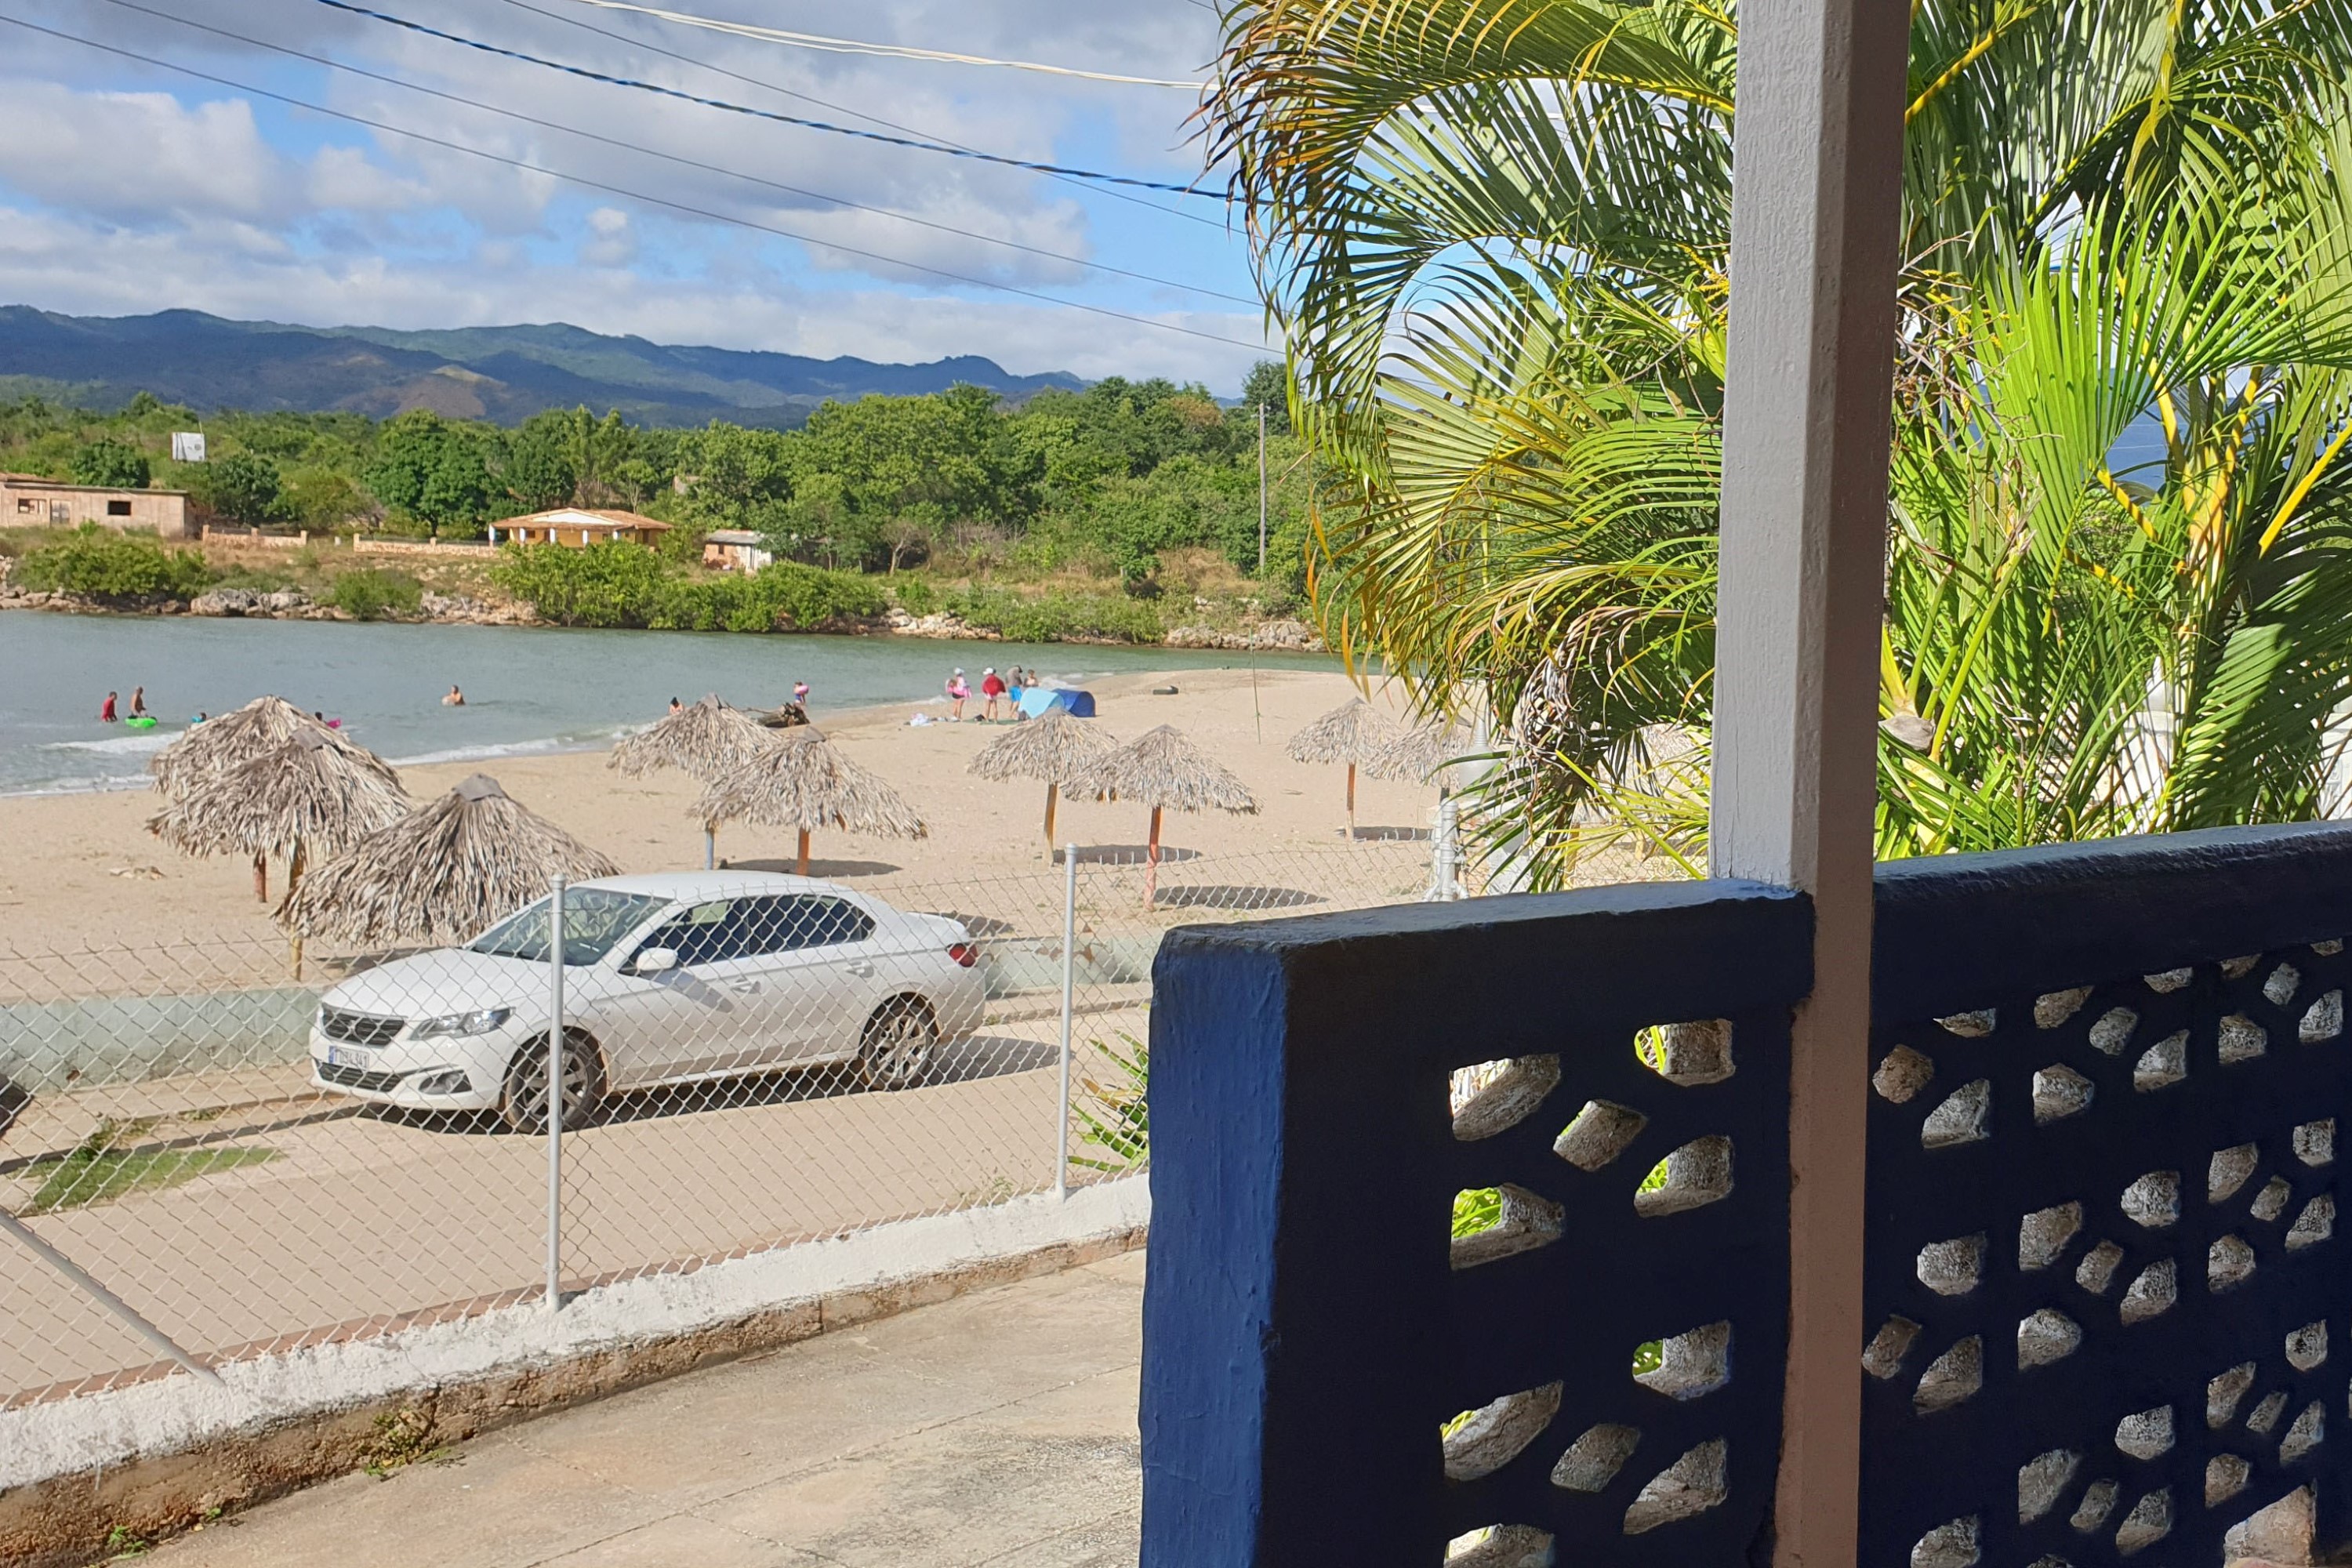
[
  {"left": 1863, "top": 1316, "right": 1922, "bottom": 1380},
  {"left": 1918, "top": 1234, "right": 1985, "bottom": 1296},
  {"left": 2295, "top": 1119, "right": 2334, "bottom": 1165},
  {"left": 2114, "top": 1488, "right": 2172, "bottom": 1554},
  {"left": 2114, "top": 1406, "right": 2173, "bottom": 1461},
  {"left": 2089, "top": 1007, "right": 2140, "bottom": 1055},
  {"left": 1551, "top": 1423, "right": 1640, "bottom": 1493},
  {"left": 2071, "top": 1478, "right": 2120, "bottom": 1532},
  {"left": 2120, "top": 1171, "right": 2180, "bottom": 1229},
  {"left": 2207, "top": 1454, "right": 2252, "bottom": 1507},
  {"left": 2145, "top": 967, "right": 2194, "bottom": 994},
  {"left": 1633, "top": 1137, "right": 1732, "bottom": 1217},
  {"left": 1553, "top": 1101, "right": 1646, "bottom": 1171},
  {"left": 1937, "top": 1010, "right": 1996, "bottom": 1039},
  {"left": 1621, "top": 1439, "right": 1726, "bottom": 1535},
  {"left": 1874, "top": 1045, "right": 1936, "bottom": 1104},
  {"left": 2302, "top": 989, "right": 2345, "bottom": 1043},
  {"left": 2249, "top": 1390, "right": 2289, "bottom": 1435},
  {"left": 2280, "top": 1401, "right": 2325, "bottom": 1464},
  {"left": 1450, "top": 1185, "right": 1563, "bottom": 1270},
  {"left": 1442, "top": 1382, "right": 1563, "bottom": 1482},
  {"left": 1915, "top": 1336, "right": 1983, "bottom": 1414},
  {"left": 2020, "top": 1203, "right": 2082, "bottom": 1270},
  {"left": 2219, "top": 1014, "right": 2267, "bottom": 1065},
  {"left": 1443, "top": 1524, "right": 1555, "bottom": 1568},
  {"left": 1909, "top": 1515, "right": 1980, "bottom": 1568},
  {"left": 2209, "top": 1363, "right": 2256, "bottom": 1427},
  {"left": 1634, "top": 1020, "right": 1734, "bottom": 1086},
  {"left": 2132, "top": 1032, "right": 2188, "bottom": 1091},
  {"left": 2265, "top": 964, "right": 2302, "bottom": 1006},
  {"left": 1452, "top": 1056, "right": 1562, "bottom": 1142},
  {"left": 2208, "top": 1235, "right": 2256, "bottom": 1291},
  {"left": 2287, "top": 1193, "right": 2335, "bottom": 1249},
  {"left": 2210, "top": 1144, "right": 2258, "bottom": 1204},
  {"left": 2285, "top": 1319, "right": 2328, "bottom": 1371},
  {"left": 2119, "top": 1259, "right": 2177, "bottom": 1324},
  {"left": 2036, "top": 988, "right": 2092, "bottom": 1029},
  {"left": 1922, "top": 1080, "right": 1991, "bottom": 1150},
  {"left": 2076, "top": 1240, "right": 2125, "bottom": 1294},
  {"left": 2019, "top": 1450, "right": 2080, "bottom": 1523},
  {"left": 2033, "top": 1065, "right": 2094, "bottom": 1123},
  {"left": 2017, "top": 1308, "right": 2081, "bottom": 1369},
  {"left": 1634, "top": 1321, "right": 1730, "bottom": 1401}
]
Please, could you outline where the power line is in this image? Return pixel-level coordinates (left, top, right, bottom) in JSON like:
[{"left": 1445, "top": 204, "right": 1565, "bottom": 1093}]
[
  {"left": 0, "top": 13, "right": 1269, "bottom": 352},
  {"left": 489, "top": 0, "right": 1229, "bottom": 231},
  {"left": 556, "top": 0, "right": 1206, "bottom": 89},
  {"left": 85, "top": 0, "right": 1258, "bottom": 306},
  {"left": 308, "top": 0, "right": 1221, "bottom": 196}
]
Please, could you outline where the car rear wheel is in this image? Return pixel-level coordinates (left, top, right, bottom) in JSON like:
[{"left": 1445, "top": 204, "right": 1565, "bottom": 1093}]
[
  {"left": 501, "top": 1032, "right": 605, "bottom": 1133},
  {"left": 859, "top": 997, "right": 936, "bottom": 1090}
]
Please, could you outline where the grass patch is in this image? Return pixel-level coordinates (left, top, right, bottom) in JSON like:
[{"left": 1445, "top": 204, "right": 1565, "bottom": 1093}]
[{"left": 25, "top": 1127, "right": 276, "bottom": 1213}]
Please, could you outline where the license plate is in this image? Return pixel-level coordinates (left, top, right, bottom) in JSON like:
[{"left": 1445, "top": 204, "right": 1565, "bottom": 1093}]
[{"left": 325, "top": 1046, "right": 371, "bottom": 1069}]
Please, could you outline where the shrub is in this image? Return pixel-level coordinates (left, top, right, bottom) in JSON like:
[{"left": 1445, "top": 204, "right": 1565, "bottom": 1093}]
[
  {"left": 13, "top": 525, "right": 212, "bottom": 601},
  {"left": 892, "top": 576, "right": 939, "bottom": 615},
  {"left": 68, "top": 437, "right": 151, "bottom": 489},
  {"left": 945, "top": 587, "right": 1163, "bottom": 643},
  {"left": 489, "top": 541, "right": 666, "bottom": 626},
  {"left": 490, "top": 545, "right": 881, "bottom": 632},
  {"left": 191, "top": 452, "right": 285, "bottom": 525},
  {"left": 326, "top": 568, "right": 423, "bottom": 621}
]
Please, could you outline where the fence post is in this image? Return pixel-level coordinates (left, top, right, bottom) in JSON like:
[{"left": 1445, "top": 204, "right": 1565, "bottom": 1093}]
[
  {"left": 0, "top": 1210, "right": 221, "bottom": 1385},
  {"left": 546, "top": 873, "right": 565, "bottom": 1312},
  {"left": 1056, "top": 843, "right": 1077, "bottom": 1200}
]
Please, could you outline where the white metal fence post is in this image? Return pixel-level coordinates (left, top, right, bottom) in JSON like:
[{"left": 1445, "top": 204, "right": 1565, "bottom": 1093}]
[
  {"left": 546, "top": 873, "right": 566, "bottom": 1312},
  {"left": 1056, "top": 843, "right": 1077, "bottom": 1200}
]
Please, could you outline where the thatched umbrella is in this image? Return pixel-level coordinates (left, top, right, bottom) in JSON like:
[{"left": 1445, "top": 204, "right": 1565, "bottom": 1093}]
[
  {"left": 695, "top": 728, "right": 927, "bottom": 875},
  {"left": 281, "top": 775, "right": 620, "bottom": 957},
  {"left": 151, "top": 695, "right": 399, "bottom": 900},
  {"left": 1083, "top": 724, "right": 1258, "bottom": 910},
  {"left": 148, "top": 731, "right": 410, "bottom": 915},
  {"left": 967, "top": 708, "right": 1117, "bottom": 858},
  {"left": 608, "top": 695, "right": 779, "bottom": 869},
  {"left": 1366, "top": 720, "right": 1472, "bottom": 789},
  {"left": 1287, "top": 699, "right": 1405, "bottom": 842}
]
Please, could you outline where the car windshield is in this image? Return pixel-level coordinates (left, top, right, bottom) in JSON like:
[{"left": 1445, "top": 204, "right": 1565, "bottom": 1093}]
[{"left": 470, "top": 891, "right": 667, "bottom": 966}]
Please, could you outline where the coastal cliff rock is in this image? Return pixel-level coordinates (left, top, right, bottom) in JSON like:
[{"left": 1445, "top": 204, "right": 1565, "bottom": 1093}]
[{"left": 1163, "top": 619, "right": 1323, "bottom": 652}]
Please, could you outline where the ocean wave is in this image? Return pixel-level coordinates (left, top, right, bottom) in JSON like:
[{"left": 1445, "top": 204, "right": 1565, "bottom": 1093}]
[
  {"left": 389, "top": 725, "right": 641, "bottom": 769},
  {"left": 35, "top": 730, "right": 177, "bottom": 756}
]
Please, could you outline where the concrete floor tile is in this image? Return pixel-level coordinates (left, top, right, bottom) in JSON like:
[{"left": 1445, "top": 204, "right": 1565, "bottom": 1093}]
[{"left": 538, "top": 1512, "right": 819, "bottom": 1568}]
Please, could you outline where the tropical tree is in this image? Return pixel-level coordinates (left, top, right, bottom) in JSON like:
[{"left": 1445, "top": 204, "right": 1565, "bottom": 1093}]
[{"left": 1208, "top": 0, "right": 2352, "bottom": 884}]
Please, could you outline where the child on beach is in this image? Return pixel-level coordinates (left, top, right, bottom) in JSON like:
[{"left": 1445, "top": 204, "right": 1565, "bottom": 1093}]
[
  {"left": 793, "top": 680, "right": 810, "bottom": 707},
  {"left": 946, "top": 670, "right": 970, "bottom": 720}
]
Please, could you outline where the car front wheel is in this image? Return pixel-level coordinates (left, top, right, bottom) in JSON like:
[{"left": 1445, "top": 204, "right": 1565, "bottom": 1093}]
[
  {"left": 859, "top": 997, "right": 936, "bottom": 1090},
  {"left": 501, "top": 1032, "right": 605, "bottom": 1133}
]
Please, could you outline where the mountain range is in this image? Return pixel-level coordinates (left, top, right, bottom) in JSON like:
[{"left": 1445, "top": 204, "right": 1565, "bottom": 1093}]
[{"left": 0, "top": 307, "right": 1086, "bottom": 427}]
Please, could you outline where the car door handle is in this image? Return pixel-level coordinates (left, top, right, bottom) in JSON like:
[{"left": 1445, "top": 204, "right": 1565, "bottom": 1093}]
[
  {"left": 728, "top": 979, "right": 761, "bottom": 994},
  {"left": 846, "top": 961, "right": 875, "bottom": 977}
]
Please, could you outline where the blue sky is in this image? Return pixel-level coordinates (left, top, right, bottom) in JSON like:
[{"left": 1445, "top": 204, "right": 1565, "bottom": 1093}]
[{"left": 0, "top": 0, "right": 1274, "bottom": 390}]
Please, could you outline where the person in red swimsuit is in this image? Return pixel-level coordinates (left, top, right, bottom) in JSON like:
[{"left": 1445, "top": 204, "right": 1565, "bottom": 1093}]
[
  {"left": 980, "top": 667, "right": 1007, "bottom": 721},
  {"left": 100, "top": 691, "right": 118, "bottom": 723}
]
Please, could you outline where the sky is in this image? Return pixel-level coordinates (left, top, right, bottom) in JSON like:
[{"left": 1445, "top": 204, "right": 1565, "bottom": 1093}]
[{"left": 0, "top": 0, "right": 1275, "bottom": 391}]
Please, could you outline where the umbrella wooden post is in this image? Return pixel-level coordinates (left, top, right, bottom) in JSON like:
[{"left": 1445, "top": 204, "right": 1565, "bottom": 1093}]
[
  {"left": 703, "top": 821, "right": 716, "bottom": 870},
  {"left": 1042, "top": 782, "right": 1060, "bottom": 860},
  {"left": 286, "top": 840, "right": 307, "bottom": 898},
  {"left": 289, "top": 935, "right": 304, "bottom": 982},
  {"left": 1144, "top": 806, "right": 1163, "bottom": 912},
  {"left": 1345, "top": 763, "right": 1357, "bottom": 843},
  {"left": 797, "top": 828, "right": 812, "bottom": 877},
  {"left": 252, "top": 851, "right": 268, "bottom": 904}
]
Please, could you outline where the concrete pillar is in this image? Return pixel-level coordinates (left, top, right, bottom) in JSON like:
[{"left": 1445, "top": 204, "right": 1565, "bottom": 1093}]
[{"left": 1708, "top": 0, "right": 1910, "bottom": 1563}]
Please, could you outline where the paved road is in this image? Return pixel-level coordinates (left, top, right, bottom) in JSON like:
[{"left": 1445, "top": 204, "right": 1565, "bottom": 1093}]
[{"left": 147, "top": 1250, "right": 1146, "bottom": 1568}]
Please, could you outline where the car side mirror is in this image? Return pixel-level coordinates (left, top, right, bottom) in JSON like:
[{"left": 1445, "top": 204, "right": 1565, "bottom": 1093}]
[{"left": 635, "top": 947, "right": 679, "bottom": 975}]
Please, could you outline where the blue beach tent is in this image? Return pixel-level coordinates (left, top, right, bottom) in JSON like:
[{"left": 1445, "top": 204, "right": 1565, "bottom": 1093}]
[{"left": 1018, "top": 686, "right": 1097, "bottom": 719}]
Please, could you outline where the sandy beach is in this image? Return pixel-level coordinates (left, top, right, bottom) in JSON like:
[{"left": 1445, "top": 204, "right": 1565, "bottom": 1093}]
[{"left": 0, "top": 664, "right": 1451, "bottom": 958}]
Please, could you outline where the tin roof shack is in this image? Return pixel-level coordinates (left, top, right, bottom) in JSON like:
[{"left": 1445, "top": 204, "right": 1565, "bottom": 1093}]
[
  {"left": 1, "top": 474, "right": 191, "bottom": 539},
  {"left": 488, "top": 507, "right": 673, "bottom": 548}
]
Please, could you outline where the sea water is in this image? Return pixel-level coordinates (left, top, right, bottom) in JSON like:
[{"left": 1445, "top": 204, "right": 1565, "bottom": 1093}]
[{"left": 0, "top": 613, "right": 1314, "bottom": 796}]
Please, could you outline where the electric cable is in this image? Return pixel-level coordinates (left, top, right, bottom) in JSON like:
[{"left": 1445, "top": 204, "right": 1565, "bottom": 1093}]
[
  {"left": 309, "top": 0, "right": 1219, "bottom": 196},
  {"left": 0, "top": 13, "right": 1269, "bottom": 351},
  {"left": 85, "top": 0, "right": 1257, "bottom": 306}
]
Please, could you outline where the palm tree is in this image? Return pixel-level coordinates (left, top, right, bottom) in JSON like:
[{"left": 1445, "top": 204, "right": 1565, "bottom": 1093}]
[{"left": 1207, "top": 0, "right": 2352, "bottom": 884}]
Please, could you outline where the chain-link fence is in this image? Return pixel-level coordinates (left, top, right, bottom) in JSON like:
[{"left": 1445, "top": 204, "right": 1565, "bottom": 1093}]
[{"left": 0, "top": 836, "right": 1448, "bottom": 1408}]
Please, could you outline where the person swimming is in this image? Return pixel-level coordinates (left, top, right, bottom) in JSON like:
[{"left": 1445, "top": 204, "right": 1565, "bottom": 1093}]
[
  {"left": 442, "top": 684, "right": 466, "bottom": 706},
  {"left": 129, "top": 686, "right": 148, "bottom": 718}
]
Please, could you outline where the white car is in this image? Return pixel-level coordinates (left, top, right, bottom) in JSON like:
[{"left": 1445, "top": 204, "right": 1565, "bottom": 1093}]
[{"left": 308, "top": 873, "right": 985, "bottom": 1131}]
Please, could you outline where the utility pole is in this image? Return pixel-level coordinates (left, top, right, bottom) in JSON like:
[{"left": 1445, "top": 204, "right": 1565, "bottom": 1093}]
[{"left": 1257, "top": 399, "right": 1268, "bottom": 575}]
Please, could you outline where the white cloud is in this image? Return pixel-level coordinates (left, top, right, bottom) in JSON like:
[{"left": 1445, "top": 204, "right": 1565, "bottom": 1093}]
[
  {"left": 0, "top": 83, "right": 292, "bottom": 225},
  {"left": 579, "top": 205, "right": 637, "bottom": 267}
]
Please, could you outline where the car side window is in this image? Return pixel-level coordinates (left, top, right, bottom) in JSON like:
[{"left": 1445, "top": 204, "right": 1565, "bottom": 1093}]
[
  {"left": 808, "top": 898, "right": 875, "bottom": 946},
  {"left": 731, "top": 896, "right": 801, "bottom": 958},
  {"left": 731, "top": 895, "right": 876, "bottom": 954},
  {"left": 636, "top": 899, "right": 735, "bottom": 968}
]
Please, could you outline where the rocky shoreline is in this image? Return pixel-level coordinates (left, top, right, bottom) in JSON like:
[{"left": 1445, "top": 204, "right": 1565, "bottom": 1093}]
[{"left": 0, "top": 586, "right": 1326, "bottom": 650}]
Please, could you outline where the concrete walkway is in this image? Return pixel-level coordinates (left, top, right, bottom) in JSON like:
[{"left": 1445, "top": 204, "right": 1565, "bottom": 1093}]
[{"left": 147, "top": 1250, "right": 1146, "bottom": 1568}]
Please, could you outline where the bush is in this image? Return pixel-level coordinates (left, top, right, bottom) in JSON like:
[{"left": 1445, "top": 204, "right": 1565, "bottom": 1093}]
[
  {"left": 892, "top": 576, "right": 939, "bottom": 615},
  {"left": 946, "top": 587, "right": 1163, "bottom": 643},
  {"left": 191, "top": 452, "right": 285, "bottom": 524},
  {"left": 490, "top": 542, "right": 666, "bottom": 626},
  {"left": 326, "top": 569, "right": 423, "bottom": 621},
  {"left": 490, "top": 543, "right": 882, "bottom": 632},
  {"left": 13, "top": 525, "right": 212, "bottom": 602},
  {"left": 68, "top": 437, "right": 151, "bottom": 489}
]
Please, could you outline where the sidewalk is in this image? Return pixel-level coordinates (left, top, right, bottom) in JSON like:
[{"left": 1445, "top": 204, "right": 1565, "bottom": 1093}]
[{"left": 146, "top": 1250, "right": 1147, "bottom": 1568}]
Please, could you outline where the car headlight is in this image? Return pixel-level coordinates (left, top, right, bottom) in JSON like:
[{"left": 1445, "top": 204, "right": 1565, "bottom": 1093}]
[{"left": 411, "top": 1007, "right": 513, "bottom": 1040}]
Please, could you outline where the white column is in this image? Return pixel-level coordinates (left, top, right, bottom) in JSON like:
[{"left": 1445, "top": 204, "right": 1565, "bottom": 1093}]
[{"left": 1709, "top": 1, "right": 1909, "bottom": 1564}]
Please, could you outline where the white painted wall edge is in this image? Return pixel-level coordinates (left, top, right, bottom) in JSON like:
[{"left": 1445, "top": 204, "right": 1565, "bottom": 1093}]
[{"left": 2, "top": 1175, "right": 1151, "bottom": 1491}]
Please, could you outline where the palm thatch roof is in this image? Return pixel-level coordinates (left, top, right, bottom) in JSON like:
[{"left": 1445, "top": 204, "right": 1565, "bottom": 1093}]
[
  {"left": 280, "top": 774, "right": 621, "bottom": 946},
  {"left": 695, "top": 729, "right": 928, "bottom": 838},
  {"left": 1365, "top": 720, "right": 1474, "bottom": 785},
  {"left": 967, "top": 707, "right": 1118, "bottom": 784},
  {"left": 608, "top": 694, "right": 778, "bottom": 782},
  {"left": 1084, "top": 725, "right": 1259, "bottom": 814},
  {"left": 148, "top": 731, "right": 410, "bottom": 862},
  {"left": 150, "top": 695, "right": 397, "bottom": 797},
  {"left": 1285, "top": 698, "right": 1404, "bottom": 767}
]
